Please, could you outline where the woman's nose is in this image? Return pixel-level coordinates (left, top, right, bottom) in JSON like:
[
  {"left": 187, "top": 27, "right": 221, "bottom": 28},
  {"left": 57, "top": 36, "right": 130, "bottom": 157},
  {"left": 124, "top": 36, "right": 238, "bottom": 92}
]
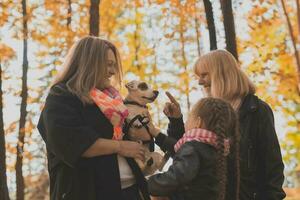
[
  {"left": 110, "top": 70, "right": 115, "bottom": 75},
  {"left": 198, "top": 78, "right": 205, "bottom": 85},
  {"left": 108, "top": 67, "right": 116, "bottom": 75}
]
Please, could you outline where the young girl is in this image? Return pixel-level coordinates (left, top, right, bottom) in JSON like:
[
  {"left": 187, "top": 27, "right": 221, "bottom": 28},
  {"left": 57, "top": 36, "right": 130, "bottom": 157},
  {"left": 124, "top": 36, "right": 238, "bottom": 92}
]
[{"left": 148, "top": 97, "right": 240, "bottom": 200}]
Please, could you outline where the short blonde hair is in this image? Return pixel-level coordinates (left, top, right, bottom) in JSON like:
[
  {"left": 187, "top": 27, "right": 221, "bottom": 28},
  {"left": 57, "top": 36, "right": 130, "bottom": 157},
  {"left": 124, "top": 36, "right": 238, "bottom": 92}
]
[
  {"left": 53, "top": 36, "right": 123, "bottom": 104},
  {"left": 194, "top": 49, "right": 255, "bottom": 104}
]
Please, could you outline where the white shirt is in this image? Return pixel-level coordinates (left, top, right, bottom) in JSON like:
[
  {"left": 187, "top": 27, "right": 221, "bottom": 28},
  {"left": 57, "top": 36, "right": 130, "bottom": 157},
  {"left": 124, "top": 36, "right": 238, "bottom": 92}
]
[{"left": 117, "top": 155, "right": 136, "bottom": 189}]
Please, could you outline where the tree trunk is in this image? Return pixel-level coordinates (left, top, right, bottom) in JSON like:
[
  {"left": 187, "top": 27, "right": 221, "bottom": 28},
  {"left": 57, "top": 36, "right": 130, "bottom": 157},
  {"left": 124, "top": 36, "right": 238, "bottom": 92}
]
[
  {"left": 280, "top": 0, "right": 300, "bottom": 92},
  {"left": 194, "top": 17, "right": 201, "bottom": 56},
  {"left": 153, "top": 53, "right": 161, "bottom": 127},
  {"left": 67, "top": 0, "right": 72, "bottom": 28},
  {"left": 179, "top": 21, "right": 191, "bottom": 111},
  {"left": 220, "top": 0, "right": 238, "bottom": 60},
  {"left": 16, "top": 0, "right": 28, "bottom": 199},
  {"left": 296, "top": 0, "right": 300, "bottom": 38},
  {"left": 134, "top": 6, "right": 141, "bottom": 73},
  {"left": 89, "top": 0, "right": 100, "bottom": 36},
  {"left": 203, "top": 0, "right": 217, "bottom": 50},
  {"left": 296, "top": 0, "right": 300, "bottom": 92},
  {"left": 0, "top": 62, "right": 10, "bottom": 200},
  {"left": 66, "top": 0, "right": 72, "bottom": 48},
  {"left": 194, "top": 1, "right": 201, "bottom": 56}
]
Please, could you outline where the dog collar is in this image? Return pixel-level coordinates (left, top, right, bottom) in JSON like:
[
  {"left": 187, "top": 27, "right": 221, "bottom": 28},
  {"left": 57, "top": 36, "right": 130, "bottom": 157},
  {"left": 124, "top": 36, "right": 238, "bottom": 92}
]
[{"left": 123, "top": 100, "right": 148, "bottom": 109}]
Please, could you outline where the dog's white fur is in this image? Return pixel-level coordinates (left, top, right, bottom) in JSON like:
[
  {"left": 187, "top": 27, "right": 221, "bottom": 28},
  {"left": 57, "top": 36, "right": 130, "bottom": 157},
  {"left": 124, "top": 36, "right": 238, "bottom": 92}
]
[{"left": 124, "top": 80, "right": 163, "bottom": 175}]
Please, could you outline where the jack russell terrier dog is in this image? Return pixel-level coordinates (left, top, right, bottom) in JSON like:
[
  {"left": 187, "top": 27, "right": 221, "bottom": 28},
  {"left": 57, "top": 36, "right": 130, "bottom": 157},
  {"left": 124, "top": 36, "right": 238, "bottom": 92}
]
[{"left": 123, "top": 80, "right": 164, "bottom": 175}]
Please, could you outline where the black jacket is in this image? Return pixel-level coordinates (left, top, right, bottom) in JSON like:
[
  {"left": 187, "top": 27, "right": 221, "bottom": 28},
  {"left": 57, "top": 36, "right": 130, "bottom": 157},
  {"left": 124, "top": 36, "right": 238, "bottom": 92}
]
[
  {"left": 37, "top": 84, "right": 148, "bottom": 200},
  {"left": 153, "top": 94, "right": 286, "bottom": 200},
  {"left": 148, "top": 140, "right": 219, "bottom": 200},
  {"left": 237, "top": 94, "right": 285, "bottom": 200}
]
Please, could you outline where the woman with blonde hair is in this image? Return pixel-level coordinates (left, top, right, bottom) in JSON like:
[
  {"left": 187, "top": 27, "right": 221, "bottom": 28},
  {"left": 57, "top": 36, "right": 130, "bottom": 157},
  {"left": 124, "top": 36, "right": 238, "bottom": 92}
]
[
  {"left": 155, "top": 49, "right": 285, "bottom": 199},
  {"left": 38, "top": 36, "right": 149, "bottom": 200}
]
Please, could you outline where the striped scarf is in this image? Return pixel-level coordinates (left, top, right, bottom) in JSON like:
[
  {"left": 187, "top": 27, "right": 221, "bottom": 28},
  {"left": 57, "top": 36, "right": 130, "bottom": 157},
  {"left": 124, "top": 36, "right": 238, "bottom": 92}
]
[
  {"left": 90, "top": 87, "right": 129, "bottom": 140},
  {"left": 174, "top": 128, "right": 230, "bottom": 156}
]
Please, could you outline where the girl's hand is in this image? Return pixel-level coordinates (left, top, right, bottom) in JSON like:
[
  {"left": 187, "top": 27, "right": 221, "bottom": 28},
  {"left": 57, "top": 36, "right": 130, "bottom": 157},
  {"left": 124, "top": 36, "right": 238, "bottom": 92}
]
[
  {"left": 163, "top": 92, "right": 182, "bottom": 118},
  {"left": 117, "top": 140, "right": 145, "bottom": 161}
]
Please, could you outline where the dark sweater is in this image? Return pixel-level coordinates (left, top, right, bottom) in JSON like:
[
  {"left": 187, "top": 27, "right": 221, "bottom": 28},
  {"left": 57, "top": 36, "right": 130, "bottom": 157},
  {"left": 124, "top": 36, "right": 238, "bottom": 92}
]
[
  {"left": 37, "top": 84, "right": 148, "bottom": 200},
  {"left": 148, "top": 117, "right": 218, "bottom": 200},
  {"left": 148, "top": 140, "right": 219, "bottom": 200}
]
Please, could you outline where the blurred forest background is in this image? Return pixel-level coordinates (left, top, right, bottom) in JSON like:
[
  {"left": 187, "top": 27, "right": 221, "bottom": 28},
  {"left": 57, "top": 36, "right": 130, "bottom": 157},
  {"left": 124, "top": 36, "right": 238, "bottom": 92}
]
[{"left": 0, "top": 0, "right": 300, "bottom": 199}]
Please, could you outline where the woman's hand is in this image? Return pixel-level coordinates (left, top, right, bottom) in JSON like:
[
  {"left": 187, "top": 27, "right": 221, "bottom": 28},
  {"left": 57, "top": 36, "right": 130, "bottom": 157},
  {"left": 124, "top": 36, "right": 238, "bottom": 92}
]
[
  {"left": 163, "top": 92, "right": 182, "bottom": 118},
  {"left": 117, "top": 140, "right": 146, "bottom": 161}
]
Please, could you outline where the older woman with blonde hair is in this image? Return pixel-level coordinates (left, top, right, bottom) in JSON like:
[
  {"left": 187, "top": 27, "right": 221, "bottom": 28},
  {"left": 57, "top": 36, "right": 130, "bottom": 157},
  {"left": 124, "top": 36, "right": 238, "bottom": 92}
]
[
  {"left": 151, "top": 49, "right": 285, "bottom": 200},
  {"left": 194, "top": 50, "right": 285, "bottom": 199},
  {"left": 38, "top": 36, "right": 150, "bottom": 200}
]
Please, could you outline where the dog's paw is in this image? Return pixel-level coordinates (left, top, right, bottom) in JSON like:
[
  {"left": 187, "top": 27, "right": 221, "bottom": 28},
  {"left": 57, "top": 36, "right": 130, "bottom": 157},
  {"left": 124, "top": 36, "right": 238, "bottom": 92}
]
[
  {"left": 141, "top": 117, "right": 150, "bottom": 125},
  {"left": 139, "top": 112, "right": 150, "bottom": 124},
  {"left": 135, "top": 159, "right": 146, "bottom": 171},
  {"left": 142, "top": 152, "right": 164, "bottom": 176},
  {"left": 132, "top": 120, "right": 143, "bottom": 128}
]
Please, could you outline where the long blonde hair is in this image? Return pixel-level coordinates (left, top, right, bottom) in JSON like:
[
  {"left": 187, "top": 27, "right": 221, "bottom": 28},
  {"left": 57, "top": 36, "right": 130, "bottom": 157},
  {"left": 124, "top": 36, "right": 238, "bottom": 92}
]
[
  {"left": 52, "top": 36, "right": 123, "bottom": 104},
  {"left": 194, "top": 49, "right": 255, "bottom": 109}
]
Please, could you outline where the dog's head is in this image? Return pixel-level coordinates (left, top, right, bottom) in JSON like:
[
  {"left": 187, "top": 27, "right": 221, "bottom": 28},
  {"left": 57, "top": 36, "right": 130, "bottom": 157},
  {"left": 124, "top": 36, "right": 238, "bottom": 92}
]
[{"left": 125, "top": 80, "right": 159, "bottom": 105}]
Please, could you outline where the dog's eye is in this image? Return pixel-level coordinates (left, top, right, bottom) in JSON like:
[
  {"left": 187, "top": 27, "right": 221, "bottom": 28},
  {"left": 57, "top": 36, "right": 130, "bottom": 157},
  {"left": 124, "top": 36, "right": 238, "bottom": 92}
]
[{"left": 138, "top": 82, "right": 148, "bottom": 90}]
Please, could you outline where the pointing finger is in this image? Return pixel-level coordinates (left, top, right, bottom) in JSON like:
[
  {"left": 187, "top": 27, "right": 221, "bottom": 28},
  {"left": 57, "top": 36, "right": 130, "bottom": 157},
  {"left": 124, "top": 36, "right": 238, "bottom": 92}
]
[{"left": 165, "top": 91, "right": 179, "bottom": 107}]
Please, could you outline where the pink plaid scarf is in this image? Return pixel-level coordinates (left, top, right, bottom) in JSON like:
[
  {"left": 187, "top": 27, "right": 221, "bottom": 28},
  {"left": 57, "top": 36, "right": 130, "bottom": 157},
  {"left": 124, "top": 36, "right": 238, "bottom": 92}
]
[
  {"left": 90, "top": 87, "right": 129, "bottom": 140},
  {"left": 174, "top": 128, "right": 230, "bottom": 156}
]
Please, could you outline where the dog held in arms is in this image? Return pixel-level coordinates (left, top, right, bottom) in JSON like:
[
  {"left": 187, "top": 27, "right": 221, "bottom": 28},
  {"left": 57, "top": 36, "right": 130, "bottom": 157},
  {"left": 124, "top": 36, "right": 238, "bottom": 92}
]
[{"left": 123, "top": 80, "right": 164, "bottom": 175}]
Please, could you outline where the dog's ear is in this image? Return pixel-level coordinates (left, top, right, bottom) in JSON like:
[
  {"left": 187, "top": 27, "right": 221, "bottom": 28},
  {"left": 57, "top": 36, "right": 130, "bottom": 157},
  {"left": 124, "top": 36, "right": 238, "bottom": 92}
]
[{"left": 125, "top": 81, "right": 137, "bottom": 90}]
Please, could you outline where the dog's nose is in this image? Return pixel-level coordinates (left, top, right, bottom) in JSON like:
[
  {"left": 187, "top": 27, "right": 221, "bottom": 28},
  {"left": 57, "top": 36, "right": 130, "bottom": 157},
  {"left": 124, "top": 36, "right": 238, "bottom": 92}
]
[{"left": 153, "top": 90, "right": 159, "bottom": 97}]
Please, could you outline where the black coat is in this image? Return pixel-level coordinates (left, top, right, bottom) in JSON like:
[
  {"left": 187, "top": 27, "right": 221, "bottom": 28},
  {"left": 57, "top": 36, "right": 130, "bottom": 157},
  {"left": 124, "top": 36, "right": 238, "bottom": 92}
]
[
  {"left": 37, "top": 84, "right": 148, "bottom": 200},
  {"left": 237, "top": 94, "right": 285, "bottom": 200},
  {"left": 154, "top": 94, "right": 286, "bottom": 200},
  {"left": 149, "top": 140, "right": 219, "bottom": 200}
]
